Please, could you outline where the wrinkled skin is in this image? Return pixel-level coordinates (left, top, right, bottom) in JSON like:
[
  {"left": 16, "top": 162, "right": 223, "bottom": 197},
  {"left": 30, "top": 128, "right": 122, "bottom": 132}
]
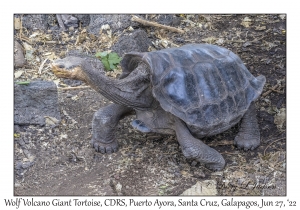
[{"left": 52, "top": 44, "right": 265, "bottom": 171}]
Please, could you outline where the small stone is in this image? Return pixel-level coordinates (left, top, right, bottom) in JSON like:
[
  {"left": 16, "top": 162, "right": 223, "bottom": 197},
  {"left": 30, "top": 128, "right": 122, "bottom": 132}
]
[
  {"left": 14, "top": 41, "right": 26, "bottom": 68},
  {"left": 22, "top": 162, "right": 33, "bottom": 169},
  {"left": 23, "top": 149, "right": 29, "bottom": 156},
  {"left": 127, "top": 26, "right": 134, "bottom": 31},
  {"left": 191, "top": 161, "right": 197, "bottom": 167},
  {"left": 78, "top": 91, "right": 85, "bottom": 97},
  {"left": 243, "top": 41, "right": 252, "bottom": 47},
  {"left": 14, "top": 125, "right": 21, "bottom": 133},
  {"left": 15, "top": 161, "right": 23, "bottom": 170},
  {"left": 15, "top": 183, "right": 21, "bottom": 187},
  {"left": 181, "top": 180, "right": 217, "bottom": 195},
  {"left": 115, "top": 183, "right": 122, "bottom": 192},
  {"left": 193, "top": 170, "right": 206, "bottom": 178},
  {"left": 18, "top": 139, "right": 25, "bottom": 146},
  {"left": 66, "top": 93, "right": 73, "bottom": 98}
]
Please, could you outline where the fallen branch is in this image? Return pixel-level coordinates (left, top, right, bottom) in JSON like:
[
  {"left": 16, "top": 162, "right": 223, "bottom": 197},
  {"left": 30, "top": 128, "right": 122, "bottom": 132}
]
[
  {"left": 83, "top": 45, "right": 92, "bottom": 53},
  {"left": 44, "top": 41, "right": 58, "bottom": 44},
  {"left": 19, "top": 15, "right": 23, "bottom": 41},
  {"left": 58, "top": 86, "right": 90, "bottom": 91},
  {"left": 263, "top": 137, "right": 286, "bottom": 156},
  {"left": 20, "top": 36, "right": 32, "bottom": 45},
  {"left": 262, "top": 83, "right": 280, "bottom": 97},
  {"left": 38, "top": 58, "right": 48, "bottom": 74},
  {"left": 131, "top": 15, "right": 184, "bottom": 33},
  {"left": 208, "top": 140, "right": 233, "bottom": 146},
  {"left": 56, "top": 14, "right": 67, "bottom": 31}
]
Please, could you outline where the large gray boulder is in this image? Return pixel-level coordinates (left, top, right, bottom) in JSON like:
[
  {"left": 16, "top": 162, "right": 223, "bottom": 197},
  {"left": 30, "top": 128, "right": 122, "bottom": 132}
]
[
  {"left": 14, "top": 81, "right": 61, "bottom": 126},
  {"left": 88, "top": 14, "right": 138, "bottom": 35},
  {"left": 112, "top": 29, "right": 151, "bottom": 57},
  {"left": 20, "top": 14, "right": 55, "bottom": 31}
]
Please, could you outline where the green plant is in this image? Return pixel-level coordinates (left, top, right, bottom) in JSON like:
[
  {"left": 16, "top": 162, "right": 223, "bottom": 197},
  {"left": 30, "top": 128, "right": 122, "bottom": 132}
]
[{"left": 95, "top": 51, "right": 122, "bottom": 71}]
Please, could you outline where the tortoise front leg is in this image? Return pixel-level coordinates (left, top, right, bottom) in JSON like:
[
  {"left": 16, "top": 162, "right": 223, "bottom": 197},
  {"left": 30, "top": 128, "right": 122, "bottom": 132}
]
[
  {"left": 234, "top": 102, "right": 260, "bottom": 150},
  {"left": 92, "top": 103, "right": 133, "bottom": 153},
  {"left": 174, "top": 118, "right": 225, "bottom": 171}
]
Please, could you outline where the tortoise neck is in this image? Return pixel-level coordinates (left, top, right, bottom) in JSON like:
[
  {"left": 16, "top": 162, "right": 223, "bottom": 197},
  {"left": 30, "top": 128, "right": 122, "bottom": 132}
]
[{"left": 83, "top": 62, "right": 154, "bottom": 108}]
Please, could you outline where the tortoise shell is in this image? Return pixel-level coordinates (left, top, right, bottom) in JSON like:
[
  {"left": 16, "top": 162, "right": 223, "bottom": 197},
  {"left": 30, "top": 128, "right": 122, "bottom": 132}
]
[{"left": 121, "top": 44, "right": 265, "bottom": 128}]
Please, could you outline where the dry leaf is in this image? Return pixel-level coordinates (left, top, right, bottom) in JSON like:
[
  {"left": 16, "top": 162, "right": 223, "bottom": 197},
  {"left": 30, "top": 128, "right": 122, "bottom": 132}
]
[
  {"left": 274, "top": 108, "right": 286, "bottom": 130},
  {"left": 44, "top": 116, "right": 60, "bottom": 127},
  {"left": 232, "top": 170, "right": 246, "bottom": 179},
  {"left": 14, "top": 18, "right": 21, "bottom": 30},
  {"left": 23, "top": 42, "right": 35, "bottom": 61},
  {"left": 279, "top": 15, "right": 286, "bottom": 20},
  {"left": 14, "top": 70, "right": 24, "bottom": 79},
  {"left": 29, "top": 32, "right": 40, "bottom": 38},
  {"left": 38, "top": 58, "right": 48, "bottom": 74},
  {"left": 255, "top": 26, "right": 266, "bottom": 31},
  {"left": 161, "top": 39, "right": 169, "bottom": 48},
  {"left": 202, "top": 37, "right": 216, "bottom": 44},
  {"left": 216, "top": 38, "right": 225, "bottom": 45},
  {"left": 75, "top": 30, "right": 87, "bottom": 45},
  {"left": 181, "top": 180, "right": 217, "bottom": 195},
  {"left": 60, "top": 134, "right": 68, "bottom": 139},
  {"left": 45, "top": 52, "right": 58, "bottom": 61},
  {"left": 241, "top": 17, "right": 252, "bottom": 28},
  {"left": 243, "top": 17, "right": 252, "bottom": 21},
  {"left": 71, "top": 95, "right": 79, "bottom": 101},
  {"left": 263, "top": 41, "right": 278, "bottom": 50}
]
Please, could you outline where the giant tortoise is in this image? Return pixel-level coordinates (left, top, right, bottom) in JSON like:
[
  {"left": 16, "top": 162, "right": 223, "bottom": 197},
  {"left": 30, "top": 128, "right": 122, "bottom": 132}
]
[{"left": 52, "top": 44, "right": 266, "bottom": 171}]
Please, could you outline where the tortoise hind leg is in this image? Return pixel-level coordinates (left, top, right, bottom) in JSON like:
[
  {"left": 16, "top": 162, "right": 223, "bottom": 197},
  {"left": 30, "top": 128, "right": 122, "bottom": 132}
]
[
  {"left": 92, "top": 103, "right": 133, "bottom": 153},
  {"left": 174, "top": 118, "right": 225, "bottom": 171},
  {"left": 234, "top": 102, "right": 260, "bottom": 150}
]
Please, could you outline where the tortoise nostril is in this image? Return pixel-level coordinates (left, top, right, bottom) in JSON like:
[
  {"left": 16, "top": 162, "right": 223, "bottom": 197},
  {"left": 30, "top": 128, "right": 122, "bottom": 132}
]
[{"left": 58, "top": 64, "right": 65, "bottom": 68}]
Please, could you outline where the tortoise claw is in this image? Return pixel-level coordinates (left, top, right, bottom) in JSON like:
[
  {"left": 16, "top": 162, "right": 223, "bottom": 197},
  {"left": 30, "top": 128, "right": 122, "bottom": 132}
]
[{"left": 91, "top": 139, "right": 118, "bottom": 154}]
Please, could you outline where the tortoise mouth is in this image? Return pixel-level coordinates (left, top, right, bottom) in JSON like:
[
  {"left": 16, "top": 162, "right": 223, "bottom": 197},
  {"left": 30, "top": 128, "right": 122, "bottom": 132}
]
[
  {"left": 51, "top": 63, "right": 86, "bottom": 81},
  {"left": 51, "top": 64, "right": 73, "bottom": 78}
]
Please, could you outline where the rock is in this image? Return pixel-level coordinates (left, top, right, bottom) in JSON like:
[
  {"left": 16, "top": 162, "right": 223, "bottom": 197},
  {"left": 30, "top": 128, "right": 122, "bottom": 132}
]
[
  {"left": 21, "top": 14, "right": 54, "bottom": 31},
  {"left": 21, "top": 161, "right": 34, "bottom": 169},
  {"left": 181, "top": 180, "right": 217, "bottom": 195},
  {"left": 18, "top": 139, "right": 25, "bottom": 146},
  {"left": 14, "top": 81, "right": 61, "bottom": 126},
  {"left": 63, "top": 78, "right": 83, "bottom": 87},
  {"left": 88, "top": 14, "right": 138, "bottom": 35},
  {"left": 112, "top": 29, "right": 151, "bottom": 57},
  {"left": 66, "top": 93, "right": 73, "bottom": 98},
  {"left": 14, "top": 41, "right": 26, "bottom": 68},
  {"left": 15, "top": 161, "right": 23, "bottom": 170},
  {"left": 60, "top": 15, "right": 78, "bottom": 28},
  {"left": 73, "top": 14, "right": 90, "bottom": 27},
  {"left": 274, "top": 108, "right": 286, "bottom": 130},
  {"left": 157, "top": 14, "right": 182, "bottom": 27},
  {"left": 56, "top": 15, "right": 78, "bottom": 30},
  {"left": 49, "top": 25, "right": 60, "bottom": 31},
  {"left": 14, "top": 125, "right": 21, "bottom": 133}
]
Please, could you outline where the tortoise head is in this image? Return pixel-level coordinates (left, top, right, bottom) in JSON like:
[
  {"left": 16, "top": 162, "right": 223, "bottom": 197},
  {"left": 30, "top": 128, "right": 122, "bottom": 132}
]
[{"left": 51, "top": 56, "right": 88, "bottom": 82}]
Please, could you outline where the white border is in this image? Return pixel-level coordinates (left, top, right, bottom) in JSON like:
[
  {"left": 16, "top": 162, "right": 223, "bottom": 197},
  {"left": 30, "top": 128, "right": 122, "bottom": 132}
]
[{"left": 2, "top": 0, "right": 299, "bottom": 209}]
